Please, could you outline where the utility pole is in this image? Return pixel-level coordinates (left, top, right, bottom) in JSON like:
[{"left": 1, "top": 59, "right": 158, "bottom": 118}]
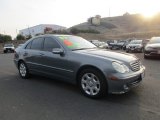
[
  {"left": 28, "top": 25, "right": 31, "bottom": 36},
  {"left": 16, "top": 29, "right": 18, "bottom": 34}
]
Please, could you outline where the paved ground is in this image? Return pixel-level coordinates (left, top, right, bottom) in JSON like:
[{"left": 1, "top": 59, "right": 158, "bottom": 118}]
[{"left": 0, "top": 53, "right": 160, "bottom": 120}]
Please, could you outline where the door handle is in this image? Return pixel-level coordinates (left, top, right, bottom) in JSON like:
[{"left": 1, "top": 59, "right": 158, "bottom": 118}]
[
  {"left": 39, "top": 53, "right": 44, "bottom": 56},
  {"left": 23, "top": 52, "right": 28, "bottom": 56}
]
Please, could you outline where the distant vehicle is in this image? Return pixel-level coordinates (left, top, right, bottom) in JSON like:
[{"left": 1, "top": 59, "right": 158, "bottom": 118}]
[
  {"left": 116, "top": 41, "right": 126, "bottom": 49},
  {"left": 109, "top": 40, "right": 126, "bottom": 50},
  {"left": 144, "top": 37, "right": 160, "bottom": 58},
  {"left": 90, "top": 40, "right": 99, "bottom": 43},
  {"left": 90, "top": 40, "right": 101, "bottom": 47},
  {"left": 122, "top": 41, "right": 130, "bottom": 50},
  {"left": 126, "top": 40, "right": 144, "bottom": 53},
  {"left": 108, "top": 40, "right": 119, "bottom": 50},
  {"left": 14, "top": 35, "right": 145, "bottom": 98},
  {"left": 90, "top": 40, "right": 108, "bottom": 49},
  {"left": 98, "top": 42, "right": 109, "bottom": 49},
  {"left": 3, "top": 44, "right": 15, "bottom": 53}
]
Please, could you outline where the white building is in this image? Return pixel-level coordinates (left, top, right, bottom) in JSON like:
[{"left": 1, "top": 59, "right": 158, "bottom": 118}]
[{"left": 19, "top": 24, "right": 66, "bottom": 37}]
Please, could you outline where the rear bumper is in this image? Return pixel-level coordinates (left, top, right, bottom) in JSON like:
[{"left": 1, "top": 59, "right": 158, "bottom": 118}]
[{"left": 107, "top": 66, "right": 145, "bottom": 94}]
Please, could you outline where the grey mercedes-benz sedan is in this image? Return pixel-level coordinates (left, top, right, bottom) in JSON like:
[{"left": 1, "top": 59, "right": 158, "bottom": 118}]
[{"left": 14, "top": 35, "right": 145, "bottom": 98}]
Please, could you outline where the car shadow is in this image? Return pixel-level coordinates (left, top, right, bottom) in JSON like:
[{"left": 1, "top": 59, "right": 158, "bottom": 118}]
[
  {"left": 28, "top": 74, "right": 141, "bottom": 103},
  {"left": 28, "top": 74, "right": 79, "bottom": 94}
]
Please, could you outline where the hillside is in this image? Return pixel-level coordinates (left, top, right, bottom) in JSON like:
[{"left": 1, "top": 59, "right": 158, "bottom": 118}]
[{"left": 70, "top": 13, "right": 160, "bottom": 39}]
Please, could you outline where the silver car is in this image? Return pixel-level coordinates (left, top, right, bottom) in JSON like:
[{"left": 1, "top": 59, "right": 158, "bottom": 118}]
[{"left": 14, "top": 35, "right": 145, "bottom": 98}]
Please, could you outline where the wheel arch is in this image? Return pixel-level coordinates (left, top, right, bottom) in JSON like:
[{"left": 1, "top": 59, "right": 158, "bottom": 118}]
[
  {"left": 18, "top": 59, "right": 25, "bottom": 68},
  {"left": 76, "top": 65, "right": 108, "bottom": 86}
]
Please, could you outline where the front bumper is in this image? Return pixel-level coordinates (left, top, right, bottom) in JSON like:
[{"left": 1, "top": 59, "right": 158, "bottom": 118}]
[
  {"left": 107, "top": 66, "right": 145, "bottom": 94},
  {"left": 144, "top": 50, "right": 160, "bottom": 57},
  {"left": 128, "top": 48, "right": 142, "bottom": 52}
]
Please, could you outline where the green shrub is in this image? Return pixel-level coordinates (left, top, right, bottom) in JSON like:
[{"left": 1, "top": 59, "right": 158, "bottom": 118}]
[
  {"left": 0, "top": 34, "right": 12, "bottom": 43},
  {"left": 16, "top": 34, "right": 25, "bottom": 40}
]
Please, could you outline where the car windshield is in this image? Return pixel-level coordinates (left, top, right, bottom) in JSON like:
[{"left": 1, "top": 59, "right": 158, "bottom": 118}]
[
  {"left": 149, "top": 38, "right": 160, "bottom": 44},
  {"left": 130, "top": 40, "right": 142, "bottom": 44},
  {"left": 57, "top": 36, "right": 97, "bottom": 50},
  {"left": 4, "top": 44, "right": 13, "bottom": 47}
]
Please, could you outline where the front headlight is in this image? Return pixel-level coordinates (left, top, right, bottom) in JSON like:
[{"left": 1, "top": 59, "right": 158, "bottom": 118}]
[
  {"left": 126, "top": 45, "right": 129, "bottom": 48},
  {"left": 112, "top": 62, "right": 130, "bottom": 73}
]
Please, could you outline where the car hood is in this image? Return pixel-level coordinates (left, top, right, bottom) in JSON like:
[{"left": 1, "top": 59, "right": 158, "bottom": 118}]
[
  {"left": 74, "top": 49, "right": 137, "bottom": 63},
  {"left": 128, "top": 44, "right": 141, "bottom": 47},
  {"left": 146, "top": 43, "right": 160, "bottom": 48}
]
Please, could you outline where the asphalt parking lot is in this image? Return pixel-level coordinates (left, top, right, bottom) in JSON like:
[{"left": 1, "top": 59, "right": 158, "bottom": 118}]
[{"left": 0, "top": 52, "right": 160, "bottom": 120}]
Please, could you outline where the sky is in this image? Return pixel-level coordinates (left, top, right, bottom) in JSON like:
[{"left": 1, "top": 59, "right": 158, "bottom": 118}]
[{"left": 0, "top": 0, "right": 160, "bottom": 38}]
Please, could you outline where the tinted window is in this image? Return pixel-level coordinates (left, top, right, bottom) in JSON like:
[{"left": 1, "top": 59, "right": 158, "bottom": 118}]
[
  {"left": 43, "top": 37, "right": 60, "bottom": 51},
  {"left": 31, "top": 38, "right": 43, "bottom": 50},
  {"left": 25, "top": 42, "right": 32, "bottom": 49}
]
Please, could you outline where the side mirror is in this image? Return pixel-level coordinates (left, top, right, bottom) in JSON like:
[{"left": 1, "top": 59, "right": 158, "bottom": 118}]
[{"left": 52, "top": 48, "right": 64, "bottom": 55}]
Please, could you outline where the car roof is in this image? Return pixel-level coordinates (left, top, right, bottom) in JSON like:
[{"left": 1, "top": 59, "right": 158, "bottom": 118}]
[{"left": 35, "top": 34, "right": 73, "bottom": 38}]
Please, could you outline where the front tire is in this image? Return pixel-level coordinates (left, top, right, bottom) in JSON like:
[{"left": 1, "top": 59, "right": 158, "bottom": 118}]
[
  {"left": 3, "top": 50, "right": 7, "bottom": 53},
  {"left": 18, "top": 62, "right": 30, "bottom": 79},
  {"left": 78, "top": 69, "right": 107, "bottom": 98}
]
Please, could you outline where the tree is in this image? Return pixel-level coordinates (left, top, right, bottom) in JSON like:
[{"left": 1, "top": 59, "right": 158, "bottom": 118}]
[
  {"left": 16, "top": 34, "right": 25, "bottom": 40},
  {"left": 70, "top": 27, "right": 79, "bottom": 34},
  {"left": 0, "top": 34, "right": 4, "bottom": 43},
  {"left": 0, "top": 34, "right": 12, "bottom": 43},
  {"left": 3, "top": 35, "right": 12, "bottom": 41}
]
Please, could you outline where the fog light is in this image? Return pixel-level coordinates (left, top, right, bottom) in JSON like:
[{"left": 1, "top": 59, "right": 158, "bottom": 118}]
[{"left": 123, "top": 85, "right": 129, "bottom": 90}]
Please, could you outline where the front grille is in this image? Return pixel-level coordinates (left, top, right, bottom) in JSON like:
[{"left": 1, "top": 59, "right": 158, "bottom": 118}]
[{"left": 130, "top": 60, "right": 140, "bottom": 72}]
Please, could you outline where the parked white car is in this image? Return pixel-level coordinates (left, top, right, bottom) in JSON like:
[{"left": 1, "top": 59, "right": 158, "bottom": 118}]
[{"left": 3, "top": 44, "right": 15, "bottom": 53}]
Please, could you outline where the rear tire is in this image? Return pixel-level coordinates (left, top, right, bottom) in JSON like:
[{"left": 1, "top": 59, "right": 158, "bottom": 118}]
[
  {"left": 18, "top": 61, "right": 30, "bottom": 79},
  {"left": 3, "top": 50, "right": 6, "bottom": 53},
  {"left": 78, "top": 68, "right": 107, "bottom": 99}
]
